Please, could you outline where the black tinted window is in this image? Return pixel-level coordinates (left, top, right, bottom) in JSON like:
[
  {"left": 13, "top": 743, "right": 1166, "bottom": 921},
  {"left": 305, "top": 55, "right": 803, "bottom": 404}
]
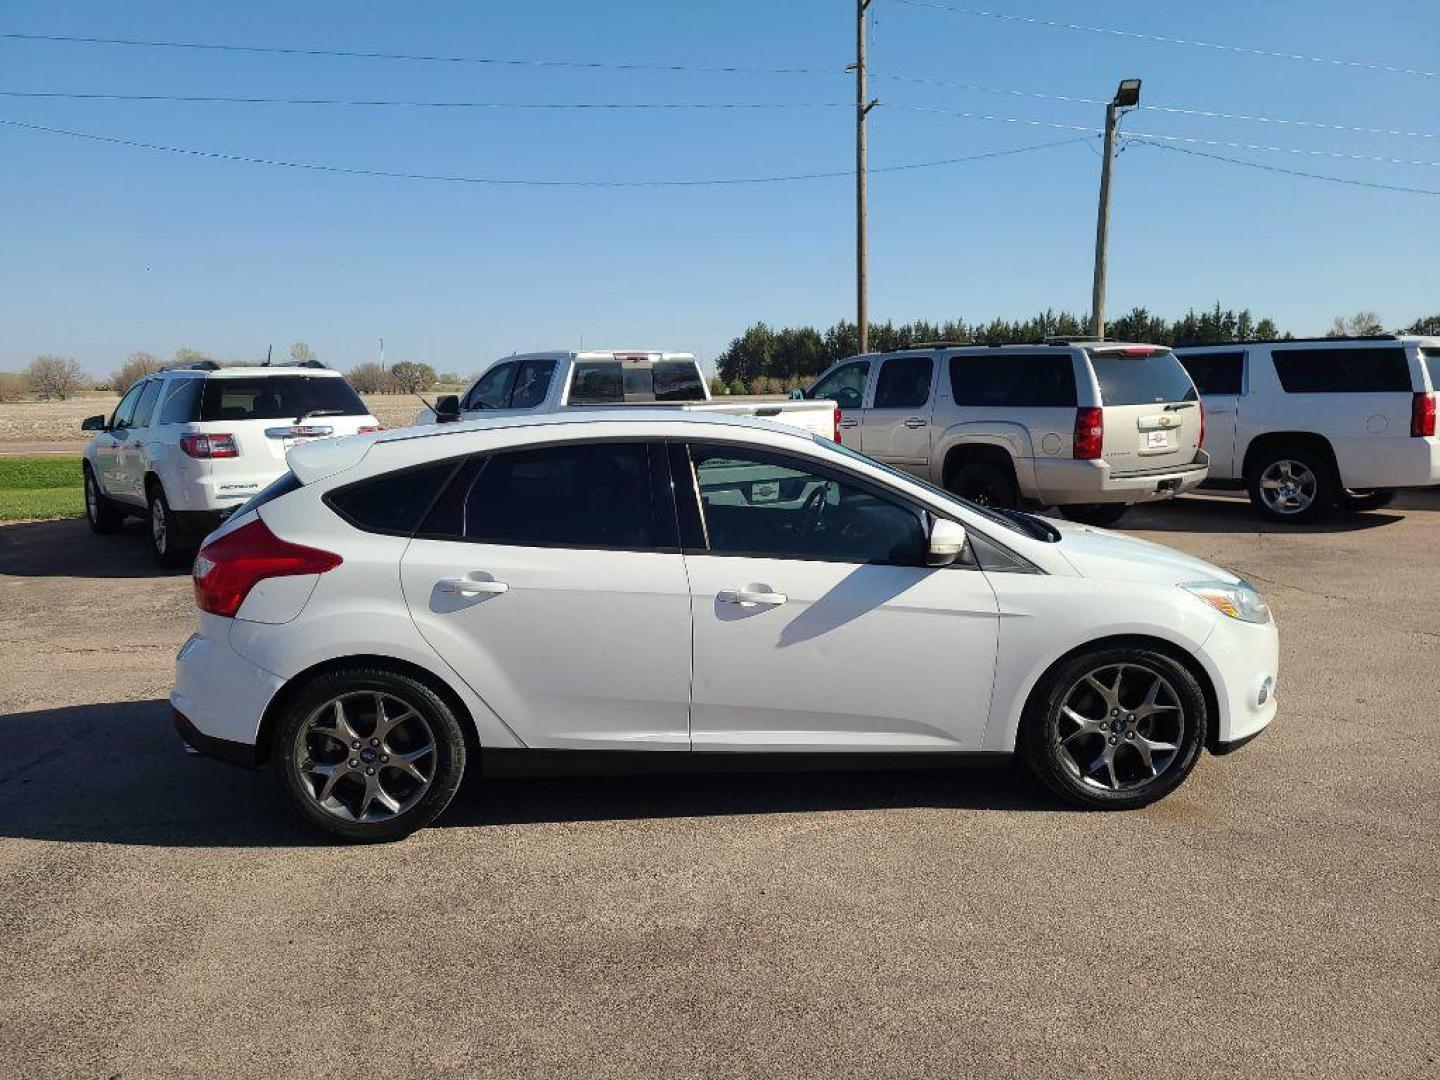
[
  {"left": 508, "top": 360, "right": 555, "bottom": 408},
  {"left": 690, "top": 445, "right": 925, "bottom": 564},
  {"left": 1177, "top": 351, "right": 1244, "bottom": 396},
  {"left": 1090, "top": 351, "right": 1197, "bottom": 405},
  {"left": 111, "top": 383, "right": 145, "bottom": 429},
  {"left": 235, "top": 471, "right": 302, "bottom": 518},
  {"left": 653, "top": 361, "right": 706, "bottom": 402},
  {"left": 809, "top": 361, "right": 870, "bottom": 410},
  {"left": 326, "top": 461, "right": 457, "bottom": 535},
  {"left": 1271, "top": 347, "right": 1412, "bottom": 394},
  {"left": 463, "top": 363, "right": 515, "bottom": 410},
  {"left": 201, "top": 376, "right": 366, "bottom": 422},
  {"left": 569, "top": 362, "right": 624, "bottom": 404},
  {"left": 130, "top": 380, "right": 164, "bottom": 428},
  {"left": 158, "top": 378, "right": 203, "bottom": 424},
  {"left": 464, "top": 443, "right": 656, "bottom": 548},
  {"left": 949, "top": 353, "right": 1076, "bottom": 407},
  {"left": 1422, "top": 350, "right": 1440, "bottom": 390},
  {"left": 874, "top": 356, "right": 934, "bottom": 409}
]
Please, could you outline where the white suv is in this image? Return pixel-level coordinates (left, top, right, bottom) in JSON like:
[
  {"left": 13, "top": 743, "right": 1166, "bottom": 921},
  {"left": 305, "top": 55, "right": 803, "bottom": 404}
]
[
  {"left": 799, "top": 341, "right": 1209, "bottom": 526},
  {"left": 81, "top": 362, "right": 380, "bottom": 565},
  {"left": 1174, "top": 335, "right": 1440, "bottom": 522},
  {"left": 172, "top": 410, "right": 1277, "bottom": 841}
]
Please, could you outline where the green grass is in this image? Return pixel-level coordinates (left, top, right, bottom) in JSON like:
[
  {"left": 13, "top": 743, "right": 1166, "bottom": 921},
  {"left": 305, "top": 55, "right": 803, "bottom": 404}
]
[{"left": 0, "top": 455, "right": 85, "bottom": 522}]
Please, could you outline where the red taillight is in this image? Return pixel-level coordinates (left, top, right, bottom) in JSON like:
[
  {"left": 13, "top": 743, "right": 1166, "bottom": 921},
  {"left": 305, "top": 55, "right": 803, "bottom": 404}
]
[
  {"left": 193, "top": 518, "right": 342, "bottom": 618},
  {"left": 1119, "top": 347, "right": 1158, "bottom": 357},
  {"left": 180, "top": 433, "right": 238, "bottom": 459},
  {"left": 358, "top": 425, "right": 383, "bottom": 434},
  {"left": 1074, "top": 407, "right": 1104, "bottom": 460},
  {"left": 833, "top": 405, "right": 842, "bottom": 444},
  {"left": 1198, "top": 399, "right": 1206, "bottom": 449},
  {"left": 1412, "top": 392, "right": 1437, "bottom": 437}
]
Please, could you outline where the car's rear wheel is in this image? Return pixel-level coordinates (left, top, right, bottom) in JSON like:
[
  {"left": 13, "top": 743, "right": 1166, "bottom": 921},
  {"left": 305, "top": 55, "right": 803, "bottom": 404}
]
[
  {"left": 274, "top": 667, "right": 467, "bottom": 842},
  {"left": 1057, "top": 503, "right": 1129, "bottom": 527},
  {"left": 947, "top": 459, "right": 1019, "bottom": 510},
  {"left": 83, "top": 465, "right": 125, "bottom": 533},
  {"left": 1020, "top": 646, "right": 1206, "bottom": 809},
  {"left": 1246, "top": 445, "right": 1336, "bottom": 523},
  {"left": 1335, "top": 488, "right": 1395, "bottom": 513},
  {"left": 147, "top": 483, "right": 193, "bottom": 568}
]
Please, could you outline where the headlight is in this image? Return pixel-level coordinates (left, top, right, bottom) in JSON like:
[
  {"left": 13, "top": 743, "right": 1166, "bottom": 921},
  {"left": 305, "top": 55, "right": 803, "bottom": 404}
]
[{"left": 1180, "top": 580, "right": 1272, "bottom": 624}]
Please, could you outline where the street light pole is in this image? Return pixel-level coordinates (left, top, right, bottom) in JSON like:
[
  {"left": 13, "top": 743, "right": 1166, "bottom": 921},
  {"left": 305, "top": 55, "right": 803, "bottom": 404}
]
[{"left": 1090, "top": 78, "right": 1141, "bottom": 341}]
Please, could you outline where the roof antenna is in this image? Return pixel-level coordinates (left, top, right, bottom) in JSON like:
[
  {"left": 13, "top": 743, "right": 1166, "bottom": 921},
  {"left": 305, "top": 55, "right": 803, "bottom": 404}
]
[{"left": 264, "top": 344, "right": 272, "bottom": 367}]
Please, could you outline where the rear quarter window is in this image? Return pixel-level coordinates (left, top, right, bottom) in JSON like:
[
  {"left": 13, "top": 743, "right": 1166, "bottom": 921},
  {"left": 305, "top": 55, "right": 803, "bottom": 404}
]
[
  {"left": 1089, "top": 351, "right": 1197, "bottom": 406},
  {"left": 1419, "top": 350, "right": 1440, "bottom": 391},
  {"left": 201, "top": 376, "right": 367, "bottom": 422},
  {"left": 158, "top": 378, "right": 204, "bottom": 424},
  {"left": 949, "top": 353, "right": 1077, "bottom": 407},
  {"left": 1270, "top": 346, "right": 1412, "bottom": 394},
  {"left": 1176, "top": 352, "right": 1244, "bottom": 397},
  {"left": 325, "top": 460, "right": 459, "bottom": 535}
]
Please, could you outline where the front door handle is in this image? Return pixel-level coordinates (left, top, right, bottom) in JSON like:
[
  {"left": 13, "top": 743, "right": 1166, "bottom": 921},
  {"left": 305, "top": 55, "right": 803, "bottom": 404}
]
[
  {"left": 838, "top": 418, "right": 859, "bottom": 429},
  {"left": 436, "top": 577, "right": 509, "bottom": 597},
  {"left": 903, "top": 417, "right": 928, "bottom": 429},
  {"left": 717, "top": 588, "right": 787, "bottom": 607}
]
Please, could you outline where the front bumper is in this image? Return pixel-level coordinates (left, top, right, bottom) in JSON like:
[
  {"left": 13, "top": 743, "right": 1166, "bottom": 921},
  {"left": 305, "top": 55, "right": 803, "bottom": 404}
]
[
  {"left": 1032, "top": 453, "right": 1210, "bottom": 506},
  {"left": 1198, "top": 610, "right": 1280, "bottom": 750},
  {"left": 170, "top": 622, "right": 285, "bottom": 763}
]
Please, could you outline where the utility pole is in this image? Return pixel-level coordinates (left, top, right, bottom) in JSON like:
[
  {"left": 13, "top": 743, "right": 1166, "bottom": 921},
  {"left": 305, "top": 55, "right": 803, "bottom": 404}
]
[
  {"left": 853, "top": 0, "right": 876, "bottom": 355},
  {"left": 1090, "top": 78, "right": 1141, "bottom": 341}
]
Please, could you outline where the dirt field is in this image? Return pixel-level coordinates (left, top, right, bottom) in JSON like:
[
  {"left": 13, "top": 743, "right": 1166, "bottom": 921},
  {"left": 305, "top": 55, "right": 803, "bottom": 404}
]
[{"left": 1, "top": 490, "right": 1436, "bottom": 1079}]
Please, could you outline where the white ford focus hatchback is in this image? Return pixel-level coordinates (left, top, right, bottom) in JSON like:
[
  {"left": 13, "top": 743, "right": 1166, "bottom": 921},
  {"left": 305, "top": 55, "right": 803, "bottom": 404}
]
[{"left": 172, "top": 412, "right": 1279, "bottom": 841}]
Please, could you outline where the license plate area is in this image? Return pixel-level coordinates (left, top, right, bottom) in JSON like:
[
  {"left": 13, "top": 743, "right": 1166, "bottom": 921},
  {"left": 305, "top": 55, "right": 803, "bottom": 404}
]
[{"left": 1145, "top": 429, "right": 1174, "bottom": 451}]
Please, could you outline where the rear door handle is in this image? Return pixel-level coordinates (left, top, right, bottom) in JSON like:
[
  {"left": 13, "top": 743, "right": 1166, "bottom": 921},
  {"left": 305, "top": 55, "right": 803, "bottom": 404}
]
[
  {"left": 903, "top": 418, "right": 928, "bottom": 429},
  {"left": 838, "top": 418, "right": 859, "bottom": 429},
  {"left": 717, "top": 588, "right": 787, "bottom": 607},
  {"left": 437, "top": 577, "right": 509, "bottom": 597}
]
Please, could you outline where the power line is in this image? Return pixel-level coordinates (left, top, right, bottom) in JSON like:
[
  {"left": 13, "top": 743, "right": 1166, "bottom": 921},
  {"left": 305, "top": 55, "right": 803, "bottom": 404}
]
[
  {"left": 892, "top": 0, "right": 1440, "bottom": 79},
  {"left": 1140, "top": 103, "right": 1438, "bottom": 141},
  {"left": 0, "top": 90, "right": 850, "bottom": 110},
  {"left": 0, "top": 30, "right": 830, "bottom": 77},
  {"left": 0, "top": 115, "right": 1092, "bottom": 187},
  {"left": 1125, "top": 138, "right": 1440, "bottom": 196}
]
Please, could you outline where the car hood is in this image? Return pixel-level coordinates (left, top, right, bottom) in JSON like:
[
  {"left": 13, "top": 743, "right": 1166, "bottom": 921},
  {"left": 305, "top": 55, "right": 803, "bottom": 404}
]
[{"left": 1047, "top": 519, "right": 1240, "bottom": 586}]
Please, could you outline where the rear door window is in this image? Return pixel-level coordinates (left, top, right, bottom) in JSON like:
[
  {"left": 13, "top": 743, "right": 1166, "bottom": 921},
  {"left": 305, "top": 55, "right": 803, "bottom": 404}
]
[
  {"left": 873, "top": 356, "right": 934, "bottom": 409},
  {"left": 1089, "top": 350, "right": 1198, "bottom": 406},
  {"left": 507, "top": 360, "right": 556, "bottom": 409},
  {"left": 949, "top": 353, "right": 1076, "bottom": 407},
  {"left": 1177, "top": 352, "right": 1244, "bottom": 396},
  {"left": 1271, "top": 347, "right": 1412, "bottom": 394},
  {"left": 808, "top": 361, "right": 871, "bottom": 410},
  {"left": 325, "top": 460, "right": 459, "bottom": 536},
  {"left": 158, "top": 378, "right": 203, "bottom": 424},
  {"left": 130, "top": 380, "right": 164, "bottom": 428},
  {"left": 200, "top": 376, "right": 367, "bottom": 422}
]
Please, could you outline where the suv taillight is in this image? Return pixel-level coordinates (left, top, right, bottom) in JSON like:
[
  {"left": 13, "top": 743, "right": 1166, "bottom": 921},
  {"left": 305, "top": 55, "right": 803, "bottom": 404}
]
[
  {"left": 1074, "top": 407, "right": 1104, "bottom": 460},
  {"left": 833, "top": 405, "right": 842, "bottom": 444},
  {"left": 1412, "top": 392, "right": 1436, "bottom": 437},
  {"left": 1198, "top": 400, "right": 1206, "bottom": 449},
  {"left": 358, "top": 425, "right": 383, "bottom": 434},
  {"left": 181, "top": 433, "right": 238, "bottom": 459},
  {"left": 193, "top": 518, "right": 342, "bottom": 618}
]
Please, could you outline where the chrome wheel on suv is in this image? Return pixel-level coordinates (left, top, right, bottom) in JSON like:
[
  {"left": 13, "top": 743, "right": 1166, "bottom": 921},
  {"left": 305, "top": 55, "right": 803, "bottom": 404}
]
[
  {"left": 1246, "top": 444, "right": 1336, "bottom": 524},
  {"left": 1258, "top": 459, "right": 1317, "bottom": 516}
]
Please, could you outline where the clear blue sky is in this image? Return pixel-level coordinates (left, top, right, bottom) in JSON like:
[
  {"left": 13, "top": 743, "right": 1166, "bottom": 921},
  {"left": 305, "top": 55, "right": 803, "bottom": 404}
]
[{"left": 1, "top": 0, "right": 1435, "bottom": 379}]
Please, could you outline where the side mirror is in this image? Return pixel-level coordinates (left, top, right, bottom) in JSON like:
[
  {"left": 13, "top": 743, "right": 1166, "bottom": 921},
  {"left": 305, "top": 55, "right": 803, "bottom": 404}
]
[
  {"left": 81, "top": 414, "right": 107, "bottom": 432},
  {"left": 927, "top": 518, "right": 968, "bottom": 567},
  {"left": 434, "top": 395, "right": 461, "bottom": 424},
  {"left": 788, "top": 387, "right": 806, "bottom": 400}
]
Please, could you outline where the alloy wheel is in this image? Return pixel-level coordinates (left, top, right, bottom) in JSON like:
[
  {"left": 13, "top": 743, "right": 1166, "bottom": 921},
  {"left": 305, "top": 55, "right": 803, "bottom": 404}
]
[
  {"left": 1258, "top": 459, "right": 1317, "bottom": 516},
  {"left": 294, "top": 692, "right": 437, "bottom": 823},
  {"left": 1054, "top": 663, "right": 1185, "bottom": 792}
]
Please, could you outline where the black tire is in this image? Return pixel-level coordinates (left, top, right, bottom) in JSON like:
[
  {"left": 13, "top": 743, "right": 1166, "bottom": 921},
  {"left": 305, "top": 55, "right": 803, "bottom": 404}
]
[
  {"left": 273, "top": 666, "right": 468, "bottom": 843},
  {"left": 947, "top": 458, "right": 1019, "bottom": 510},
  {"left": 1335, "top": 488, "right": 1395, "bottom": 513},
  {"left": 83, "top": 464, "right": 125, "bottom": 534},
  {"left": 146, "top": 482, "right": 193, "bottom": 568},
  {"left": 1245, "top": 443, "right": 1337, "bottom": 524},
  {"left": 1057, "top": 503, "right": 1129, "bottom": 527},
  {"left": 1019, "top": 645, "right": 1207, "bottom": 810}
]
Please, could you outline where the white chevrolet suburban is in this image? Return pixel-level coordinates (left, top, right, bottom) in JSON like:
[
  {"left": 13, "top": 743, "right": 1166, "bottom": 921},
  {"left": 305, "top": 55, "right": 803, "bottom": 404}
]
[
  {"left": 417, "top": 350, "right": 840, "bottom": 440},
  {"left": 1175, "top": 335, "right": 1440, "bottom": 522},
  {"left": 81, "top": 362, "right": 381, "bottom": 565},
  {"left": 799, "top": 341, "right": 1209, "bottom": 526}
]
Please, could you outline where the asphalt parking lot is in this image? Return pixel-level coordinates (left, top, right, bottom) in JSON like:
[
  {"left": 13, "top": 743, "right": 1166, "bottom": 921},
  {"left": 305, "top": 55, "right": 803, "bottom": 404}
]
[{"left": 1, "top": 491, "right": 1437, "bottom": 1079}]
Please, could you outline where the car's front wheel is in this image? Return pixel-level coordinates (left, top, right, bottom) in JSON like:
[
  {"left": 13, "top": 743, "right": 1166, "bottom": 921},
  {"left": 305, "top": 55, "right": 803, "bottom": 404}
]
[
  {"left": 83, "top": 465, "right": 125, "bottom": 534},
  {"left": 1020, "top": 646, "right": 1207, "bottom": 809},
  {"left": 273, "top": 667, "right": 468, "bottom": 842}
]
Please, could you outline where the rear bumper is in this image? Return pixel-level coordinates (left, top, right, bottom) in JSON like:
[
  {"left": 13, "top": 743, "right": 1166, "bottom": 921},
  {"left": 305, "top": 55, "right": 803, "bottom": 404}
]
[
  {"left": 1338, "top": 436, "right": 1440, "bottom": 489},
  {"left": 173, "top": 707, "right": 259, "bottom": 767},
  {"left": 1031, "top": 453, "right": 1210, "bottom": 506},
  {"left": 171, "top": 625, "right": 284, "bottom": 755}
]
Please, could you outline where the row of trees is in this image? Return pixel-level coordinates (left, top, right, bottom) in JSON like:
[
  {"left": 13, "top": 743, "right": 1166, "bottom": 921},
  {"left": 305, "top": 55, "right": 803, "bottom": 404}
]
[{"left": 713, "top": 306, "right": 1440, "bottom": 391}]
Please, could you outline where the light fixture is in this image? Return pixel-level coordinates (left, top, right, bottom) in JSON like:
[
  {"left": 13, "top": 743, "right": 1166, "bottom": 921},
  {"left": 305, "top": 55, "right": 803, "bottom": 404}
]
[{"left": 1114, "top": 78, "right": 1142, "bottom": 108}]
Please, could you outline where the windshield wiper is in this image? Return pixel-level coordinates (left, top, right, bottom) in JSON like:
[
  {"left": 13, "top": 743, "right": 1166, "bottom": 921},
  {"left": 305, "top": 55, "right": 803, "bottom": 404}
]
[{"left": 294, "top": 408, "right": 345, "bottom": 423}]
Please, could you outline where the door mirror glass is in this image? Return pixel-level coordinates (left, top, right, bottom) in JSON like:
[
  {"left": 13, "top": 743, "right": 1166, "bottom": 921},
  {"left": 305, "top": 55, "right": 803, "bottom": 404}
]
[
  {"left": 927, "top": 518, "right": 968, "bottom": 567},
  {"left": 81, "top": 414, "right": 107, "bottom": 432},
  {"left": 434, "top": 395, "right": 461, "bottom": 423}
]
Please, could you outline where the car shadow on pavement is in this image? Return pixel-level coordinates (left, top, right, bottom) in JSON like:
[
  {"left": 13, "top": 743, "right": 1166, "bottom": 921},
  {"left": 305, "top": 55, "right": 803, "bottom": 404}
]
[
  {"left": 1118, "top": 492, "right": 1405, "bottom": 535},
  {"left": 0, "top": 699, "right": 1062, "bottom": 848},
  {"left": 0, "top": 517, "right": 184, "bottom": 578}
]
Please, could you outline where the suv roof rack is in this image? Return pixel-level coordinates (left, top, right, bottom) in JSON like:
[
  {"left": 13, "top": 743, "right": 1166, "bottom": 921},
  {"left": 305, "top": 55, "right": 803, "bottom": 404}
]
[
  {"left": 187, "top": 360, "right": 220, "bottom": 371},
  {"left": 898, "top": 340, "right": 973, "bottom": 350},
  {"left": 1178, "top": 335, "right": 1397, "bottom": 348}
]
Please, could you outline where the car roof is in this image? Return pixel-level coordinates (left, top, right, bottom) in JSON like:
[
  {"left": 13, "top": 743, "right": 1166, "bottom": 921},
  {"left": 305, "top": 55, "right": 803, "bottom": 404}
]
[{"left": 377, "top": 408, "right": 806, "bottom": 447}]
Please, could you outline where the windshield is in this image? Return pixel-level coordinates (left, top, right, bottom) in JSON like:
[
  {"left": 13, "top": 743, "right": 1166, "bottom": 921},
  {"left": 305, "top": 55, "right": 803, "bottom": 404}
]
[
  {"left": 200, "top": 376, "right": 367, "bottom": 422},
  {"left": 1089, "top": 350, "right": 1198, "bottom": 406},
  {"left": 815, "top": 436, "right": 1037, "bottom": 537}
]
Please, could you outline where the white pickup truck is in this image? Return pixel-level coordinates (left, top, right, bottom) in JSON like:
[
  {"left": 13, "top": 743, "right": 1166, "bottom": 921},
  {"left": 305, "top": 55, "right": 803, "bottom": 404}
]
[{"left": 415, "top": 350, "right": 839, "bottom": 439}]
